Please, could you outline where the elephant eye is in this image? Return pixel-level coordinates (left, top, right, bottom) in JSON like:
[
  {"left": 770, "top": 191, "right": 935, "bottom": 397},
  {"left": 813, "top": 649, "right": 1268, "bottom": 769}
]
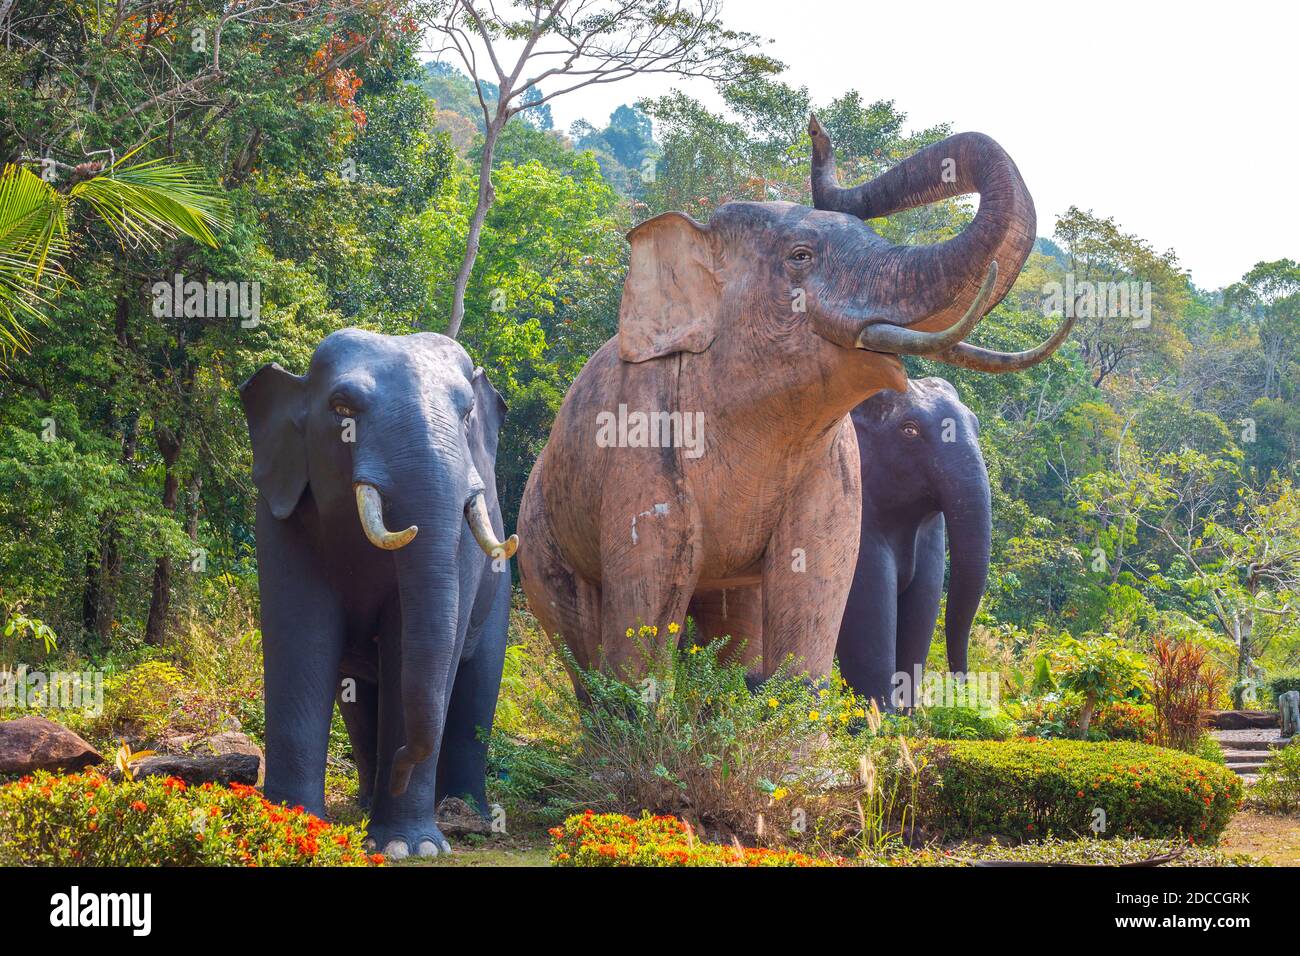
[
  {"left": 333, "top": 403, "right": 354, "bottom": 418},
  {"left": 788, "top": 247, "right": 813, "bottom": 264},
  {"left": 901, "top": 422, "right": 920, "bottom": 438}
]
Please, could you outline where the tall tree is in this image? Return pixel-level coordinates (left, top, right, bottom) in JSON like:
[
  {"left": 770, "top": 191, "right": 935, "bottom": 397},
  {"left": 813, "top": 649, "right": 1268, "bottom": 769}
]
[{"left": 422, "top": 0, "right": 778, "bottom": 337}]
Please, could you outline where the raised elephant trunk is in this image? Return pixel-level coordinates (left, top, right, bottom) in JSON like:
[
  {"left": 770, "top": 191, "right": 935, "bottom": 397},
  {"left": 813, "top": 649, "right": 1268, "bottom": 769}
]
[
  {"left": 938, "top": 464, "right": 992, "bottom": 673},
  {"left": 810, "top": 115, "right": 1035, "bottom": 333},
  {"left": 355, "top": 484, "right": 417, "bottom": 550}
]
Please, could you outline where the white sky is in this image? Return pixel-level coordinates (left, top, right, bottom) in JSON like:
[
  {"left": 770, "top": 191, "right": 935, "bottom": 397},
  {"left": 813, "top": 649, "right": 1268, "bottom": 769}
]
[{"left": 427, "top": 0, "right": 1297, "bottom": 290}]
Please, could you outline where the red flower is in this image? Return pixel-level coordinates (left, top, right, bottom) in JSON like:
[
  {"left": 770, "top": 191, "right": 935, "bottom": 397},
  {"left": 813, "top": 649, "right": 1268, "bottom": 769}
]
[{"left": 131, "top": 800, "right": 148, "bottom": 812}]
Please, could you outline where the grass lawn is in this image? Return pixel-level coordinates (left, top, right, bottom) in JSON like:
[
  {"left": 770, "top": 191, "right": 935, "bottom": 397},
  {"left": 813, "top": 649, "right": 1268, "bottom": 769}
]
[{"left": 1220, "top": 809, "right": 1300, "bottom": 865}]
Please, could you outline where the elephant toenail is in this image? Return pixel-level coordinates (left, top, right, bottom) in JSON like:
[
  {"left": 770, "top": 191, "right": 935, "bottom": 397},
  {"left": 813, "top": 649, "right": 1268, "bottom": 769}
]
[
  {"left": 383, "top": 840, "right": 410, "bottom": 860},
  {"left": 416, "top": 840, "right": 440, "bottom": 857}
]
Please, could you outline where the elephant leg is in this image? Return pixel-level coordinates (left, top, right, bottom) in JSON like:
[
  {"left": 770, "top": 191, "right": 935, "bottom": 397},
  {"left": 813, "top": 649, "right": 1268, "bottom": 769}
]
[
  {"left": 337, "top": 676, "right": 379, "bottom": 811},
  {"left": 896, "top": 516, "right": 946, "bottom": 708},
  {"left": 256, "top": 501, "right": 346, "bottom": 817},
  {"left": 517, "top": 472, "right": 602, "bottom": 694},
  {"left": 436, "top": 567, "right": 510, "bottom": 817},
  {"left": 837, "top": 545, "right": 899, "bottom": 710},
  {"left": 760, "top": 418, "right": 861, "bottom": 681},
  {"left": 597, "top": 488, "right": 701, "bottom": 681},
  {"left": 368, "top": 607, "right": 447, "bottom": 859},
  {"left": 688, "top": 587, "right": 763, "bottom": 672}
]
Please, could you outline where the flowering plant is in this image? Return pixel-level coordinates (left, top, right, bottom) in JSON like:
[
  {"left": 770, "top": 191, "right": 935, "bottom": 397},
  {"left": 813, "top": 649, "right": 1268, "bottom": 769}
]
[{"left": 0, "top": 771, "right": 380, "bottom": 867}]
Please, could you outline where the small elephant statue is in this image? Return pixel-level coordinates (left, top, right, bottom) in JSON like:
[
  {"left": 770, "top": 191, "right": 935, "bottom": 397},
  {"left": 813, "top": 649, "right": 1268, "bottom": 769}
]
[
  {"left": 837, "top": 378, "right": 990, "bottom": 709},
  {"left": 240, "top": 329, "right": 517, "bottom": 859},
  {"left": 1280, "top": 690, "right": 1300, "bottom": 738}
]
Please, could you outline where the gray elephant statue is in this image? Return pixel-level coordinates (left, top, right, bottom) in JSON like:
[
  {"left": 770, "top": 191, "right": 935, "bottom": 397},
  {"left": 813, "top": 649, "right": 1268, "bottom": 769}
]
[
  {"left": 836, "top": 377, "right": 990, "bottom": 709},
  {"left": 239, "top": 328, "right": 517, "bottom": 858}
]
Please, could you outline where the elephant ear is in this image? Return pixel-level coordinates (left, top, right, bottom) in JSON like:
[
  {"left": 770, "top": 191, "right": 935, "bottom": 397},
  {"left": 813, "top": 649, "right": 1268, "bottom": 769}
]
[
  {"left": 471, "top": 366, "right": 508, "bottom": 457},
  {"left": 618, "top": 211, "right": 720, "bottom": 363},
  {"left": 239, "top": 363, "right": 308, "bottom": 520}
]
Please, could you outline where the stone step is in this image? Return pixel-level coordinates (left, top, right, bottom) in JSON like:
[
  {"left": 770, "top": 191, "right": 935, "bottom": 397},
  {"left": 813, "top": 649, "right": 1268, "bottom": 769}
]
[
  {"left": 1216, "top": 737, "right": 1289, "bottom": 751},
  {"left": 1224, "top": 753, "right": 1270, "bottom": 767}
]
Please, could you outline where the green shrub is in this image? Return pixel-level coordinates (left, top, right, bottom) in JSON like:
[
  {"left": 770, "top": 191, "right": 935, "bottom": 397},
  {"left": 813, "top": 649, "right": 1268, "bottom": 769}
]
[
  {"left": 533, "top": 627, "right": 866, "bottom": 836},
  {"left": 907, "top": 705, "right": 1017, "bottom": 740},
  {"left": 1008, "top": 696, "right": 1156, "bottom": 742},
  {"left": 1251, "top": 743, "right": 1300, "bottom": 813},
  {"left": 0, "top": 771, "right": 380, "bottom": 866},
  {"left": 911, "top": 739, "right": 1240, "bottom": 843},
  {"left": 1268, "top": 673, "right": 1300, "bottom": 704}
]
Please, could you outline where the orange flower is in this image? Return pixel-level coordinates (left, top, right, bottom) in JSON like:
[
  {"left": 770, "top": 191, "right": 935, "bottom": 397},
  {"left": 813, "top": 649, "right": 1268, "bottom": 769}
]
[{"left": 131, "top": 800, "right": 148, "bottom": 812}]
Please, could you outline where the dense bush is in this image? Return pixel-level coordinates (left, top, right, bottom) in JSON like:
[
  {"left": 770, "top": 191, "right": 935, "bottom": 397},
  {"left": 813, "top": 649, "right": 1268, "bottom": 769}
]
[
  {"left": 548, "top": 811, "right": 840, "bottom": 867},
  {"left": 1268, "top": 673, "right": 1300, "bottom": 703},
  {"left": 1149, "top": 638, "right": 1224, "bottom": 751},
  {"left": 910, "top": 739, "right": 1240, "bottom": 842},
  {"left": 1251, "top": 743, "right": 1300, "bottom": 813},
  {"left": 542, "top": 630, "right": 864, "bottom": 834},
  {"left": 904, "top": 705, "right": 1018, "bottom": 740},
  {"left": 0, "top": 771, "right": 379, "bottom": 866},
  {"left": 1010, "top": 696, "right": 1157, "bottom": 742}
]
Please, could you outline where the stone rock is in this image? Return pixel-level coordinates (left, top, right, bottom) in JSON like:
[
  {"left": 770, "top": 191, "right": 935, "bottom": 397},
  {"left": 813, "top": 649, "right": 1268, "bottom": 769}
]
[
  {"left": 111, "top": 753, "right": 260, "bottom": 787},
  {"left": 436, "top": 796, "right": 492, "bottom": 836},
  {"left": 0, "top": 716, "right": 102, "bottom": 775},
  {"left": 201, "top": 731, "right": 264, "bottom": 785},
  {"left": 1209, "top": 710, "right": 1280, "bottom": 730}
]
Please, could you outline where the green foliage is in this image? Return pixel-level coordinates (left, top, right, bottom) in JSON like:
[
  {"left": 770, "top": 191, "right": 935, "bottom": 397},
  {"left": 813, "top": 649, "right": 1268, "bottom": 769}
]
[
  {"left": 905, "top": 705, "right": 1018, "bottom": 741},
  {"left": 912, "top": 739, "right": 1241, "bottom": 842},
  {"left": 0, "top": 771, "right": 377, "bottom": 866},
  {"left": 1251, "top": 743, "right": 1300, "bottom": 814},
  {"left": 1047, "top": 634, "right": 1148, "bottom": 736}
]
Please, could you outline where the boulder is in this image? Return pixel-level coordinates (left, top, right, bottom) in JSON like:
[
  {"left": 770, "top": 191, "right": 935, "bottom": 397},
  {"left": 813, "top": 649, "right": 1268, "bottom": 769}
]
[
  {"left": 1209, "top": 710, "right": 1280, "bottom": 730},
  {"left": 0, "top": 716, "right": 102, "bottom": 775},
  {"left": 200, "top": 731, "right": 264, "bottom": 785},
  {"left": 112, "top": 753, "right": 260, "bottom": 787}
]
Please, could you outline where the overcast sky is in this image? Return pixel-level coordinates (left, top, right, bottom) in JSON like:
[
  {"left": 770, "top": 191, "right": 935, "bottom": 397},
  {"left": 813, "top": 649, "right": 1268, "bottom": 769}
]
[{"left": 428, "top": 1, "right": 1297, "bottom": 290}]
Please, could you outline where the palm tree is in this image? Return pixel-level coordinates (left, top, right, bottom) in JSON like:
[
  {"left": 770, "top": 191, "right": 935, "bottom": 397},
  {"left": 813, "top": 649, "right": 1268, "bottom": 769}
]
[{"left": 0, "top": 144, "right": 230, "bottom": 356}]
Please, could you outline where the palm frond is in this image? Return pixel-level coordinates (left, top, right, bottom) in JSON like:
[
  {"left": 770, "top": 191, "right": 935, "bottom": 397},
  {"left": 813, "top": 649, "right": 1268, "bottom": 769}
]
[
  {"left": 0, "top": 163, "right": 70, "bottom": 354},
  {"left": 70, "top": 150, "right": 232, "bottom": 250}
]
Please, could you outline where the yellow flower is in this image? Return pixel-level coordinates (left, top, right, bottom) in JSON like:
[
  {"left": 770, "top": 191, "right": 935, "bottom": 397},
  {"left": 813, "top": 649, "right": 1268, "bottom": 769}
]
[
  {"left": 768, "top": 698, "right": 779, "bottom": 709},
  {"left": 625, "top": 628, "right": 633, "bottom": 637},
  {"left": 689, "top": 645, "right": 700, "bottom": 654},
  {"left": 808, "top": 710, "right": 820, "bottom": 721},
  {"left": 667, "top": 622, "right": 680, "bottom": 634},
  {"left": 853, "top": 707, "right": 866, "bottom": 718},
  {"left": 772, "top": 787, "right": 788, "bottom": 802}
]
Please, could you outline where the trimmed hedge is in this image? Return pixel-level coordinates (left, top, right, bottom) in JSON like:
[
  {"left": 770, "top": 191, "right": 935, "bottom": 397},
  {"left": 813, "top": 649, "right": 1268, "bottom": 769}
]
[{"left": 911, "top": 739, "right": 1241, "bottom": 843}]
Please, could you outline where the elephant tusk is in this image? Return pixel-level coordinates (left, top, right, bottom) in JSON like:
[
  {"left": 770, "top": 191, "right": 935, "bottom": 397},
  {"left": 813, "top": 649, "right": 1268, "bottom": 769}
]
[
  {"left": 856, "top": 261, "right": 998, "bottom": 355},
  {"left": 465, "top": 491, "right": 518, "bottom": 560},
  {"left": 931, "top": 309, "right": 1077, "bottom": 373},
  {"left": 354, "top": 484, "right": 418, "bottom": 550}
]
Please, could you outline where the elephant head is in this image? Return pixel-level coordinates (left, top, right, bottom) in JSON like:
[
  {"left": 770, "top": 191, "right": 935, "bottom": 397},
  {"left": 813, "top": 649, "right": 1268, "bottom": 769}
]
[
  {"left": 240, "top": 329, "right": 515, "bottom": 795},
  {"left": 852, "top": 378, "right": 990, "bottom": 673},
  {"left": 615, "top": 120, "right": 1072, "bottom": 431}
]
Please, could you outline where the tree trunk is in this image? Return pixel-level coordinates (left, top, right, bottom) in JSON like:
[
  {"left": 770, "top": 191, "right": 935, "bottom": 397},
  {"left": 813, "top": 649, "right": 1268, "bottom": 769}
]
[
  {"left": 144, "top": 427, "right": 182, "bottom": 646},
  {"left": 1077, "top": 693, "right": 1098, "bottom": 739},
  {"left": 447, "top": 114, "right": 505, "bottom": 339}
]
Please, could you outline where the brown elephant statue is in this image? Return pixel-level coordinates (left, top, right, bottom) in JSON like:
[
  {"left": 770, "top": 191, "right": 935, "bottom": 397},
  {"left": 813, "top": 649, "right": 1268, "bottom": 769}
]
[{"left": 517, "top": 117, "right": 1070, "bottom": 686}]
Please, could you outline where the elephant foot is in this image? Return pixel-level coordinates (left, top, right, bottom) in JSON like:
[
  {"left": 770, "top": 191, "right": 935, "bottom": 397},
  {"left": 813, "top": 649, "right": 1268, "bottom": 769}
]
[{"left": 365, "top": 820, "right": 452, "bottom": 860}]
